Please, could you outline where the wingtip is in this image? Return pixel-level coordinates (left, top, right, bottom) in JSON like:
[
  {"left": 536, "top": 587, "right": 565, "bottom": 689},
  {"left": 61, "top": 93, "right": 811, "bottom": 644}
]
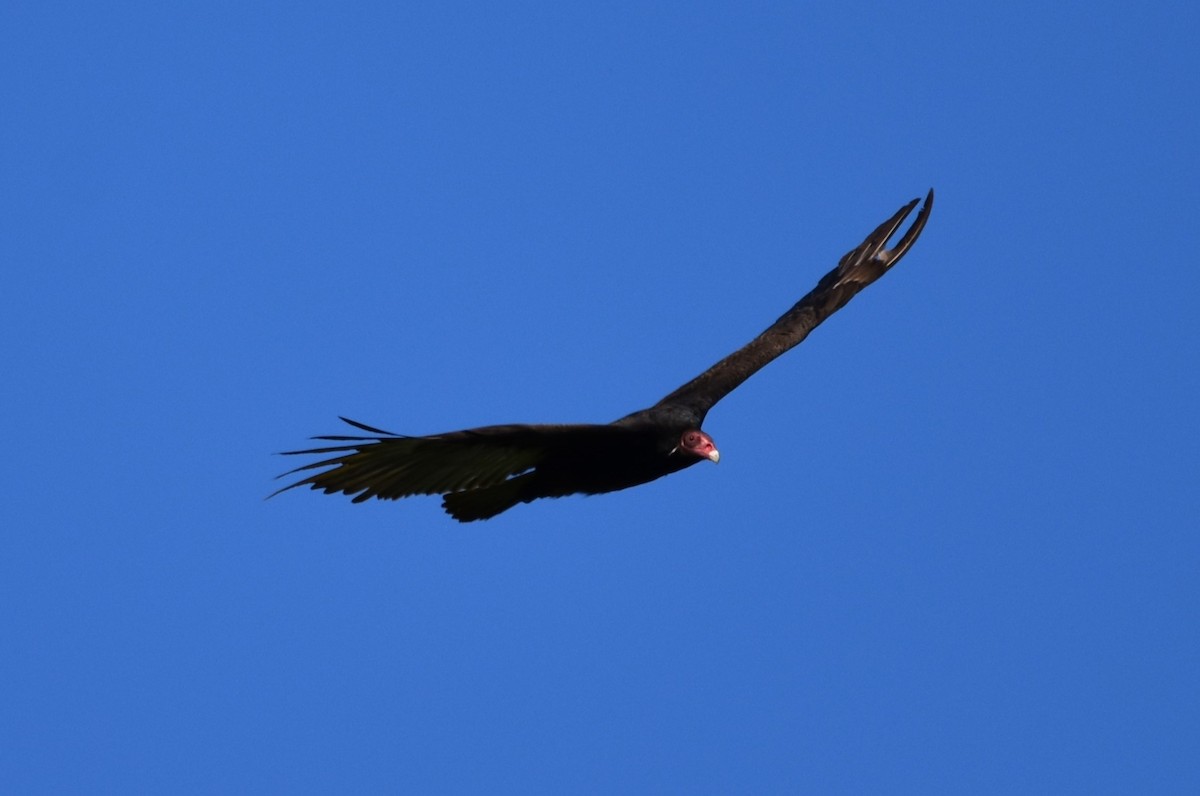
[
  {"left": 885, "top": 188, "right": 934, "bottom": 265},
  {"left": 908, "top": 188, "right": 934, "bottom": 213}
]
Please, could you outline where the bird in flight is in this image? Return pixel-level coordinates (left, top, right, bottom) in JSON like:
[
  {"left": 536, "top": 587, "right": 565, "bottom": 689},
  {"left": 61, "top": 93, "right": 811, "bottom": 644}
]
[{"left": 274, "top": 191, "right": 933, "bottom": 521}]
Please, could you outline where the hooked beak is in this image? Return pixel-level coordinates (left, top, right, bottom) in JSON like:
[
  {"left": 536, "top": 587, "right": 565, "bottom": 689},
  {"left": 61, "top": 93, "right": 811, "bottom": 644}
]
[{"left": 706, "top": 448, "right": 720, "bottom": 464}]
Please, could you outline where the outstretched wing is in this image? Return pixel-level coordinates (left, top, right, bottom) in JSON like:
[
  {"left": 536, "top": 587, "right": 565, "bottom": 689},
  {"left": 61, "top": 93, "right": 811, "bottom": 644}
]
[
  {"left": 271, "top": 416, "right": 612, "bottom": 503},
  {"left": 654, "top": 190, "right": 933, "bottom": 420}
]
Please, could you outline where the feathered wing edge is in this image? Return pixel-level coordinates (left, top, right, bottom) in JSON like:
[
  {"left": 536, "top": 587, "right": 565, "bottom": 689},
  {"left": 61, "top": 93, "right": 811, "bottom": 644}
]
[
  {"left": 270, "top": 418, "right": 619, "bottom": 518},
  {"left": 653, "top": 189, "right": 934, "bottom": 419}
]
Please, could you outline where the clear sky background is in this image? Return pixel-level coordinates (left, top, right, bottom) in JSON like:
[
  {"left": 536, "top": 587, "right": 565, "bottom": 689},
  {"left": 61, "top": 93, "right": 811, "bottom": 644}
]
[{"left": 3, "top": 2, "right": 1198, "bottom": 793}]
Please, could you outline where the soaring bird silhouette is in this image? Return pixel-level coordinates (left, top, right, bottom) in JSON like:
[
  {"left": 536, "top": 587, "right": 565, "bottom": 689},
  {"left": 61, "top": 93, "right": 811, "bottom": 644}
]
[{"left": 275, "top": 191, "right": 933, "bottom": 521}]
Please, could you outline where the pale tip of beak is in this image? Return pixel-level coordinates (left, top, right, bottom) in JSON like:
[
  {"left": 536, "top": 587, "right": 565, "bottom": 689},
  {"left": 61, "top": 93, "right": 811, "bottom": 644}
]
[{"left": 707, "top": 449, "right": 720, "bottom": 464}]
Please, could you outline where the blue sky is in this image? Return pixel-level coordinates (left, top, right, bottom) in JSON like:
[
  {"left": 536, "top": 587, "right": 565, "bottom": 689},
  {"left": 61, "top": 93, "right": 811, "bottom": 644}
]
[{"left": 3, "top": 1, "right": 1198, "bottom": 792}]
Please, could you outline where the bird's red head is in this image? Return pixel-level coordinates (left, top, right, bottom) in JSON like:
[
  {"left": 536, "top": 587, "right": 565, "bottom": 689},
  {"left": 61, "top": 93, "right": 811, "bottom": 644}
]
[{"left": 679, "top": 429, "right": 720, "bottom": 463}]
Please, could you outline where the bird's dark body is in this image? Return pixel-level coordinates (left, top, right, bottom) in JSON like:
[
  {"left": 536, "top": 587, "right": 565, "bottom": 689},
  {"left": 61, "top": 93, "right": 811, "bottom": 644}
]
[
  {"left": 463, "top": 420, "right": 699, "bottom": 521},
  {"left": 537, "top": 422, "right": 696, "bottom": 496},
  {"left": 274, "top": 191, "right": 933, "bottom": 521}
]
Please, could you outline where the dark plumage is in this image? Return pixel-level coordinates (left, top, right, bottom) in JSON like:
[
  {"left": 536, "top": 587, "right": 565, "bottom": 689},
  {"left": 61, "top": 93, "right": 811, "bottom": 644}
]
[{"left": 274, "top": 191, "right": 933, "bottom": 521}]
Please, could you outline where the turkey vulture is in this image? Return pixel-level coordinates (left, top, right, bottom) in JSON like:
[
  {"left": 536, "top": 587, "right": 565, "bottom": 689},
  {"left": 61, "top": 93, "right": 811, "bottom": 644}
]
[{"left": 274, "top": 191, "right": 933, "bottom": 521}]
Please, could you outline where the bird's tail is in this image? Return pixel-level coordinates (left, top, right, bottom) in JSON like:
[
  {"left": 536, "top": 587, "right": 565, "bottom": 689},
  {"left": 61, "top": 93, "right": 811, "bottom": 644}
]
[{"left": 441, "top": 477, "right": 528, "bottom": 522}]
